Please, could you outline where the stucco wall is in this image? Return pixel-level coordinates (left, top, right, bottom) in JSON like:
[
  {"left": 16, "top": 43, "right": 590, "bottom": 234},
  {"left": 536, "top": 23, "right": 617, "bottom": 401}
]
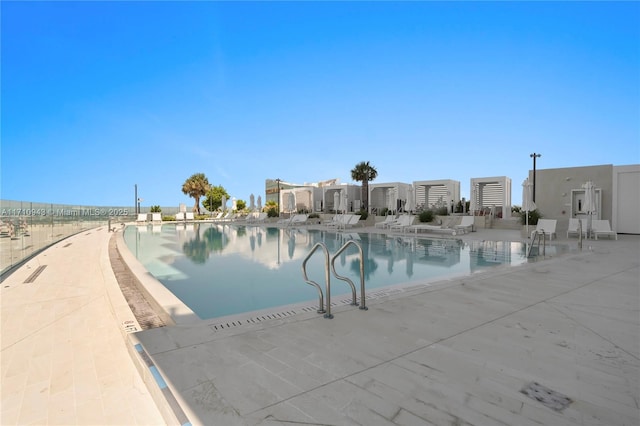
[{"left": 530, "top": 164, "right": 613, "bottom": 227}]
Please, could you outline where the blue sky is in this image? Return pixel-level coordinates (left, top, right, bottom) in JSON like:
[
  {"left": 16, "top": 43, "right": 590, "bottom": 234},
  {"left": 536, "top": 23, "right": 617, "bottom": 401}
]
[{"left": 2, "top": 1, "right": 638, "bottom": 208}]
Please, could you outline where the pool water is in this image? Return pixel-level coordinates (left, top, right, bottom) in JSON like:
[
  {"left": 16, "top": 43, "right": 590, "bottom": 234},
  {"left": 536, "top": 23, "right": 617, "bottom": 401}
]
[{"left": 124, "top": 223, "right": 534, "bottom": 320}]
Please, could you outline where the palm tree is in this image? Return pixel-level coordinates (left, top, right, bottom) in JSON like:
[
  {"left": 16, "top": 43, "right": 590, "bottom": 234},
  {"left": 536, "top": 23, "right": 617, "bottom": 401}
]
[
  {"left": 182, "top": 173, "right": 210, "bottom": 215},
  {"left": 351, "top": 161, "right": 378, "bottom": 211}
]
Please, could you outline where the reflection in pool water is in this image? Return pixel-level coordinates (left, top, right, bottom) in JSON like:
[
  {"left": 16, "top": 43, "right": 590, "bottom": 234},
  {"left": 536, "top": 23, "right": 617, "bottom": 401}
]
[{"left": 124, "top": 223, "right": 534, "bottom": 320}]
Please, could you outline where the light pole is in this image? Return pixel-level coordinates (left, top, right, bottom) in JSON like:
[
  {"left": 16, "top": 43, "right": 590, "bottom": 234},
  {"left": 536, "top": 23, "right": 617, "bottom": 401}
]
[
  {"left": 530, "top": 153, "right": 541, "bottom": 202},
  {"left": 275, "top": 178, "right": 281, "bottom": 217}
]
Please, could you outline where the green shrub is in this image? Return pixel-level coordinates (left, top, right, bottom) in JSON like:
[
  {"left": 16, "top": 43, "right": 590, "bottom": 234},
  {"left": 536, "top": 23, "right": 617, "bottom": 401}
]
[
  {"left": 419, "top": 210, "right": 434, "bottom": 223},
  {"left": 150, "top": 205, "right": 161, "bottom": 212},
  {"left": 357, "top": 210, "right": 368, "bottom": 220},
  {"left": 162, "top": 215, "right": 175, "bottom": 221},
  {"left": 520, "top": 209, "right": 541, "bottom": 225},
  {"left": 266, "top": 207, "right": 279, "bottom": 218},
  {"left": 435, "top": 207, "right": 449, "bottom": 216},
  {"left": 308, "top": 213, "right": 320, "bottom": 219}
]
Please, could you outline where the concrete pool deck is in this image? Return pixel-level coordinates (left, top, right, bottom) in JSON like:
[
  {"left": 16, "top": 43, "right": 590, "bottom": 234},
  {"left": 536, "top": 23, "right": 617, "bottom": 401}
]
[{"left": 1, "top": 225, "right": 638, "bottom": 425}]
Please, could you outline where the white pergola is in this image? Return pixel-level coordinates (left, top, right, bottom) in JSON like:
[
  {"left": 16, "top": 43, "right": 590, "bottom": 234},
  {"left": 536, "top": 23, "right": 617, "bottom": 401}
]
[
  {"left": 412, "top": 179, "right": 461, "bottom": 212},
  {"left": 469, "top": 176, "right": 512, "bottom": 218},
  {"left": 368, "top": 182, "right": 413, "bottom": 214}
]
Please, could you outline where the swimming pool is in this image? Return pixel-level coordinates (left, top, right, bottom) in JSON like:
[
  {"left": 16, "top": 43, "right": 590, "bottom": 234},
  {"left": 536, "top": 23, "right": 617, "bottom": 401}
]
[{"left": 123, "top": 223, "right": 533, "bottom": 321}]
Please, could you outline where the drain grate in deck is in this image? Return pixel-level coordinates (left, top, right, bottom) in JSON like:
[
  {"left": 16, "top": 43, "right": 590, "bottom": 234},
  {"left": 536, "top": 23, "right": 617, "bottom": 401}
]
[
  {"left": 24, "top": 265, "right": 47, "bottom": 283},
  {"left": 520, "top": 381, "right": 572, "bottom": 412}
]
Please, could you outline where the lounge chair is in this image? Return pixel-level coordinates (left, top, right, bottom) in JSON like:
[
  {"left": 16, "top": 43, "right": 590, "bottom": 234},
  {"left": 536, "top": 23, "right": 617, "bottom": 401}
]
[
  {"left": 343, "top": 214, "right": 361, "bottom": 228},
  {"left": 375, "top": 215, "right": 397, "bottom": 229},
  {"left": 136, "top": 213, "right": 148, "bottom": 224},
  {"left": 216, "top": 212, "right": 233, "bottom": 222},
  {"left": 252, "top": 213, "right": 267, "bottom": 223},
  {"left": 175, "top": 212, "right": 185, "bottom": 221},
  {"left": 277, "top": 215, "right": 293, "bottom": 225},
  {"left": 388, "top": 215, "right": 415, "bottom": 232},
  {"left": 566, "top": 218, "right": 587, "bottom": 238},
  {"left": 289, "top": 214, "right": 309, "bottom": 226},
  {"left": 531, "top": 219, "right": 557, "bottom": 240},
  {"left": 408, "top": 222, "right": 457, "bottom": 236},
  {"left": 322, "top": 215, "right": 339, "bottom": 225},
  {"left": 151, "top": 213, "right": 162, "bottom": 224},
  {"left": 592, "top": 219, "right": 617, "bottom": 240},
  {"left": 241, "top": 212, "right": 256, "bottom": 222},
  {"left": 325, "top": 214, "right": 351, "bottom": 229},
  {"left": 454, "top": 216, "right": 475, "bottom": 233},
  {"left": 185, "top": 212, "right": 195, "bottom": 221}
]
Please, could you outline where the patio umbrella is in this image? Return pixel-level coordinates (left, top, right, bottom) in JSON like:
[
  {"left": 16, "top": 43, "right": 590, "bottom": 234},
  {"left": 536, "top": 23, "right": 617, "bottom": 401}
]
[
  {"left": 387, "top": 188, "right": 396, "bottom": 214},
  {"left": 257, "top": 195, "right": 262, "bottom": 212},
  {"left": 583, "top": 180, "right": 597, "bottom": 238},
  {"left": 287, "top": 192, "right": 296, "bottom": 213},
  {"left": 405, "top": 186, "right": 414, "bottom": 214},
  {"left": 249, "top": 194, "right": 255, "bottom": 211},
  {"left": 522, "top": 178, "right": 536, "bottom": 237},
  {"left": 221, "top": 195, "right": 226, "bottom": 213},
  {"left": 340, "top": 190, "right": 349, "bottom": 213}
]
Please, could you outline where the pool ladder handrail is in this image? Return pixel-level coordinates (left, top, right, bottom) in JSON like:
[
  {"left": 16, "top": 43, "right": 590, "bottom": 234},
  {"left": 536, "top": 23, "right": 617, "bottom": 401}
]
[
  {"left": 331, "top": 240, "right": 368, "bottom": 312},
  {"left": 527, "top": 229, "right": 547, "bottom": 258},
  {"left": 301, "top": 240, "right": 367, "bottom": 319},
  {"left": 301, "top": 242, "right": 330, "bottom": 317}
]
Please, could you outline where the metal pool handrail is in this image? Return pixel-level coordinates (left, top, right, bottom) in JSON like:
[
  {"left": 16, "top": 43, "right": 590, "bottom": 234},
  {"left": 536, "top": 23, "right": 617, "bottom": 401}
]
[
  {"left": 528, "top": 230, "right": 546, "bottom": 258},
  {"left": 302, "top": 240, "right": 367, "bottom": 319},
  {"left": 301, "top": 242, "right": 330, "bottom": 317},
  {"left": 330, "top": 240, "right": 367, "bottom": 311}
]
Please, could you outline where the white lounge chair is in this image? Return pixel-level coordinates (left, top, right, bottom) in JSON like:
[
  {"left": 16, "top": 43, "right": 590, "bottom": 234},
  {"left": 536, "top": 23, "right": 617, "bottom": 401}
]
[
  {"left": 277, "top": 215, "right": 293, "bottom": 225},
  {"left": 531, "top": 219, "right": 557, "bottom": 240},
  {"left": 242, "top": 212, "right": 257, "bottom": 222},
  {"left": 216, "top": 212, "right": 233, "bottom": 222},
  {"left": 325, "top": 214, "right": 351, "bottom": 229},
  {"left": 322, "top": 215, "right": 339, "bottom": 225},
  {"left": 566, "top": 218, "right": 587, "bottom": 238},
  {"left": 592, "top": 219, "right": 617, "bottom": 240},
  {"left": 136, "top": 213, "right": 148, "bottom": 224},
  {"left": 454, "top": 216, "right": 475, "bottom": 233},
  {"left": 343, "top": 214, "right": 361, "bottom": 228},
  {"left": 375, "top": 215, "right": 397, "bottom": 229},
  {"left": 408, "top": 222, "right": 457, "bottom": 236},
  {"left": 151, "top": 213, "right": 162, "bottom": 224},
  {"left": 175, "top": 212, "right": 185, "bottom": 221},
  {"left": 289, "top": 214, "right": 309, "bottom": 226},
  {"left": 388, "top": 215, "right": 415, "bottom": 232},
  {"left": 255, "top": 213, "right": 268, "bottom": 223}
]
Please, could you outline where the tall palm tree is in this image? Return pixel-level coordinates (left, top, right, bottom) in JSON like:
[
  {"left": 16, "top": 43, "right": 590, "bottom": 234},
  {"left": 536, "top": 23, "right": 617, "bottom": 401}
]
[
  {"left": 182, "top": 173, "right": 210, "bottom": 215},
  {"left": 350, "top": 161, "right": 378, "bottom": 211}
]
